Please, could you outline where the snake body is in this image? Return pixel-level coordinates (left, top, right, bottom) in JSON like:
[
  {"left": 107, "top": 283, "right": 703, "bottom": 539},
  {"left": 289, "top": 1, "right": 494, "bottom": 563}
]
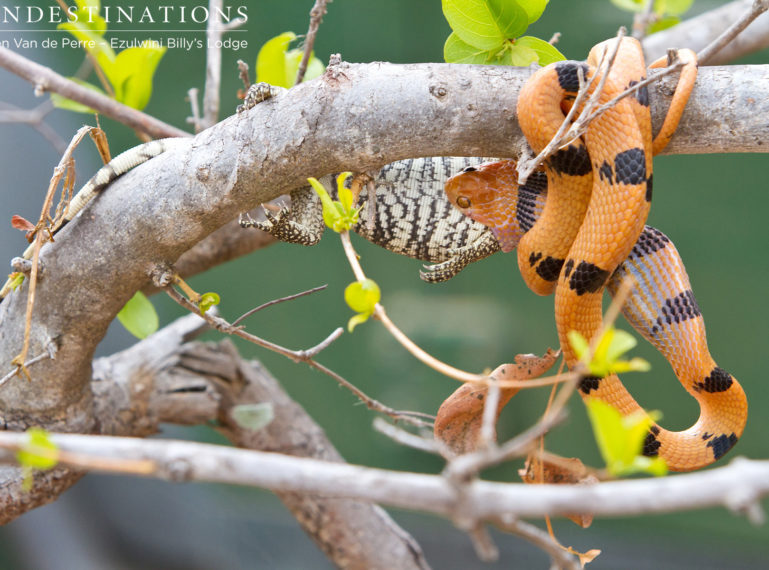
[{"left": 445, "top": 38, "right": 746, "bottom": 471}]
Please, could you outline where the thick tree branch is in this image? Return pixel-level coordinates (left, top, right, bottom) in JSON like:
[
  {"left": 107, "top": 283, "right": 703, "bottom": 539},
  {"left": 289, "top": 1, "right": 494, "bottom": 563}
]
[{"left": 1, "top": 62, "right": 767, "bottom": 425}]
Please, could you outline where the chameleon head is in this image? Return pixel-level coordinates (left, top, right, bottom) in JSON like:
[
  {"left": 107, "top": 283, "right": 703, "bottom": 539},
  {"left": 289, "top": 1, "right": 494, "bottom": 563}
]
[{"left": 444, "top": 160, "right": 523, "bottom": 252}]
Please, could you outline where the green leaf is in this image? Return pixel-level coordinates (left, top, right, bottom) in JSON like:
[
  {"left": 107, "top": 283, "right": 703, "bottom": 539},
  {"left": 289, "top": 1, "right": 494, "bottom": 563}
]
[
  {"left": 585, "top": 398, "right": 668, "bottom": 477},
  {"left": 344, "top": 279, "right": 380, "bottom": 332},
  {"left": 284, "top": 48, "right": 326, "bottom": 85},
  {"left": 8, "top": 272, "right": 25, "bottom": 291},
  {"left": 307, "top": 173, "right": 360, "bottom": 233},
  {"left": 515, "top": 35, "right": 565, "bottom": 64},
  {"left": 256, "top": 32, "right": 297, "bottom": 88},
  {"left": 50, "top": 77, "right": 107, "bottom": 113},
  {"left": 231, "top": 403, "right": 274, "bottom": 431},
  {"left": 117, "top": 291, "right": 159, "bottom": 339},
  {"left": 444, "top": 32, "right": 495, "bottom": 64},
  {"left": 442, "top": 0, "right": 528, "bottom": 51},
  {"left": 568, "top": 327, "right": 650, "bottom": 378},
  {"left": 107, "top": 43, "right": 166, "bottom": 109},
  {"left": 609, "top": 0, "right": 645, "bottom": 12},
  {"left": 198, "top": 292, "right": 220, "bottom": 314},
  {"left": 655, "top": 0, "right": 693, "bottom": 16},
  {"left": 17, "top": 428, "right": 59, "bottom": 471},
  {"left": 17, "top": 428, "right": 60, "bottom": 492},
  {"left": 515, "top": 0, "right": 549, "bottom": 24},
  {"left": 647, "top": 16, "right": 680, "bottom": 34},
  {"left": 507, "top": 43, "right": 539, "bottom": 66}
]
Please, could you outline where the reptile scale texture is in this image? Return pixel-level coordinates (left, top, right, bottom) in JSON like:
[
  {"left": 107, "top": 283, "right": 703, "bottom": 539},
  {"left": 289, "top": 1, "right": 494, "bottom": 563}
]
[{"left": 445, "top": 37, "right": 746, "bottom": 472}]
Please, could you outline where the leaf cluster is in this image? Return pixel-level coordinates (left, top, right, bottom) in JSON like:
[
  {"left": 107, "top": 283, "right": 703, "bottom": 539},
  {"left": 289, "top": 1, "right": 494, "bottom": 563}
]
[{"left": 442, "top": 0, "right": 564, "bottom": 65}]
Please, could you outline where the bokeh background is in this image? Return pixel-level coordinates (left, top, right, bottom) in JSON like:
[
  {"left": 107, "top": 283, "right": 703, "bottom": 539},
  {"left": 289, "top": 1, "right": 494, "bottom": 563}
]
[{"left": 0, "top": 0, "right": 767, "bottom": 567}]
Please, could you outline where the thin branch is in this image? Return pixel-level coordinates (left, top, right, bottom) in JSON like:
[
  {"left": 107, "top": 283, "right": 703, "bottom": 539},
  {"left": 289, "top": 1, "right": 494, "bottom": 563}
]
[
  {"left": 0, "top": 47, "right": 189, "bottom": 139},
  {"left": 340, "top": 230, "right": 486, "bottom": 383},
  {"left": 164, "top": 283, "right": 432, "bottom": 427},
  {"left": 0, "top": 99, "right": 67, "bottom": 152},
  {"left": 186, "top": 87, "right": 201, "bottom": 131},
  {"left": 295, "top": 0, "right": 331, "bottom": 85},
  {"left": 632, "top": 0, "right": 657, "bottom": 39},
  {"left": 0, "top": 344, "right": 53, "bottom": 389},
  {"left": 373, "top": 418, "right": 440, "bottom": 454},
  {"left": 201, "top": 0, "right": 224, "bottom": 129},
  {"left": 491, "top": 516, "right": 581, "bottom": 570},
  {"left": 0, "top": 432, "right": 766, "bottom": 522},
  {"left": 232, "top": 284, "right": 328, "bottom": 326},
  {"left": 698, "top": 0, "right": 769, "bottom": 64},
  {"left": 517, "top": 28, "right": 625, "bottom": 184}
]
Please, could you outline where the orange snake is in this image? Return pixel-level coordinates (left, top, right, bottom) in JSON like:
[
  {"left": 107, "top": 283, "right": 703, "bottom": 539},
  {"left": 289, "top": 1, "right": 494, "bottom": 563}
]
[{"left": 445, "top": 38, "right": 747, "bottom": 472}]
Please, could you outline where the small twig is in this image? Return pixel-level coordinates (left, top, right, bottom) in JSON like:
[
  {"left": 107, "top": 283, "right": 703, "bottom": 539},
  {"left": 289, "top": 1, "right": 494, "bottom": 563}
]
[
  {"left": 201, "top": 0, "right": 247, "bottom": 129},
  {"left": 633, "top": 0, "right": 657, "bottom": 39},
  {"left": 518, "top": 28, "right": 626, "bottom": 184},
  {"left": 186, "top": 87, "right": 201, "bottom": 131},
  {"left": 0, "top": 99, "right": 67, "bottom": 152},
  {"left": 556, "top": 28, "right": 626, "bottom": 147},
  {"left": 548, "top": 32, "right": 561, "bottom": 46},
  {"left": 373, "top": 418, "right": 440, "bottom": 454},
  {"left": 10, "top": 126, "right": 94, "bottom": 376},
  {"left": 339, "top": 231, "right": 486, "bottom": 383},
  {"left": 467, "top": 524, "right": 499, "bottom": 563},
  {"left": 491, "top": 515, "right": 581, "bottom": 570},
  {"left": 236, "top": 59, "right": 251, "bottom": 91},
  {"left": 295, "top": 0, "right": 331, "bottom": 85},
  {"left": 0, "top": 47, "right": 189, "bottom": 139},
  {"left": 0, "top": 345, "right": 54, "bottom": 388},
  {"left": 698, "top": 0, "right": 769, "bottom": 64},
  {"left": 478, "top": 378, "right": 500, "bottom": 448},
  {"left": 576, "top": 59, "right": 685, "bottom": 135},
  {"left": 232, "top": 284, "right": 328, "bottom": 326}
]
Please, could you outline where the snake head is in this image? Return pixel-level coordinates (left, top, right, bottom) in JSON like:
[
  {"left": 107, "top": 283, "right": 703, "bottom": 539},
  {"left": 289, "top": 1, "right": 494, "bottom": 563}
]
[{"left": 444, "top": 160, "right": 527, "bottom": 253}]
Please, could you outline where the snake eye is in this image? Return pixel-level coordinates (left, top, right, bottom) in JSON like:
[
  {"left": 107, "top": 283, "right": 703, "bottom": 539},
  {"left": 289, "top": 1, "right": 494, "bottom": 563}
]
[{"left": 456, "top": 196, "right": 472, "bottom": 208}]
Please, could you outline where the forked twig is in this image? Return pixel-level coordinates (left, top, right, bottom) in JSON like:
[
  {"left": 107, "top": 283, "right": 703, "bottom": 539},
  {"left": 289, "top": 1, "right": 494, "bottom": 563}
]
[
  {"left": 165, "top": 283, "right": 432, "bottom": 427},
  {"left": 517, "top": 27, "right": 626, "bottom": 184}
]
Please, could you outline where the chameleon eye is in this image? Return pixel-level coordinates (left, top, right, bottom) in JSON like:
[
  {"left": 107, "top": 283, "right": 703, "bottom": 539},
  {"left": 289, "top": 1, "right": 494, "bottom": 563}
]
[{"left": 456, "top": 196, "right": 471, "bottom": 208}]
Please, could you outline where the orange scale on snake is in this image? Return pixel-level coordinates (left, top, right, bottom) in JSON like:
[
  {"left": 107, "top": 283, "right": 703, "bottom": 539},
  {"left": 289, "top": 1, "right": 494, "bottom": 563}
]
[{"left": 444, "top": 37, "right": 746, "bottom": 471}]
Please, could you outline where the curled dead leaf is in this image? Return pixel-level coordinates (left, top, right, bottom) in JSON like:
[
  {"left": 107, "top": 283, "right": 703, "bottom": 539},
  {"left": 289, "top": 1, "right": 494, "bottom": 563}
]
[
  {"left": 434, "top": 349, "right": 559, "bottom": 456},
  {"left": 519, "top": 452, "right": 598, "bottom": 528}
]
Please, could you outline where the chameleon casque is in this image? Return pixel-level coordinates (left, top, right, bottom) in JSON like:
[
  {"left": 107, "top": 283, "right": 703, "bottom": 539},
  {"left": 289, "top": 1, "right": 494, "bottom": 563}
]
[{"left": 0, "top": 43, "right": 746, "bottom": 471}]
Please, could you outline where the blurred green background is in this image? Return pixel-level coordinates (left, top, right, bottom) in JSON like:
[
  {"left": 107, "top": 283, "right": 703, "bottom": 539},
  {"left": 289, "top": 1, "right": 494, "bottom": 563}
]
[{"left": 0, "top": 0, "right": 767, "bottom": 567}]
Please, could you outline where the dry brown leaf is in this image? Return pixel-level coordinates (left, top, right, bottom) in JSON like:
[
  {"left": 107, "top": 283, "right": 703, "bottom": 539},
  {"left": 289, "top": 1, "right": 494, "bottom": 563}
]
[
  {"left": 519, "top": 453, "right": 599, "bottom": 528},
  {"left": 434, "top": 350, "right": 559, "bottom": 456}
]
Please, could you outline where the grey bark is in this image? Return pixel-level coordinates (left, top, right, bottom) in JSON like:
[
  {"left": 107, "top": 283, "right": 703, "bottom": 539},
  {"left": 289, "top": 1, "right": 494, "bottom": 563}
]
[{"left": 4, "top": 311, "right": 430, "bottom": 569}]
